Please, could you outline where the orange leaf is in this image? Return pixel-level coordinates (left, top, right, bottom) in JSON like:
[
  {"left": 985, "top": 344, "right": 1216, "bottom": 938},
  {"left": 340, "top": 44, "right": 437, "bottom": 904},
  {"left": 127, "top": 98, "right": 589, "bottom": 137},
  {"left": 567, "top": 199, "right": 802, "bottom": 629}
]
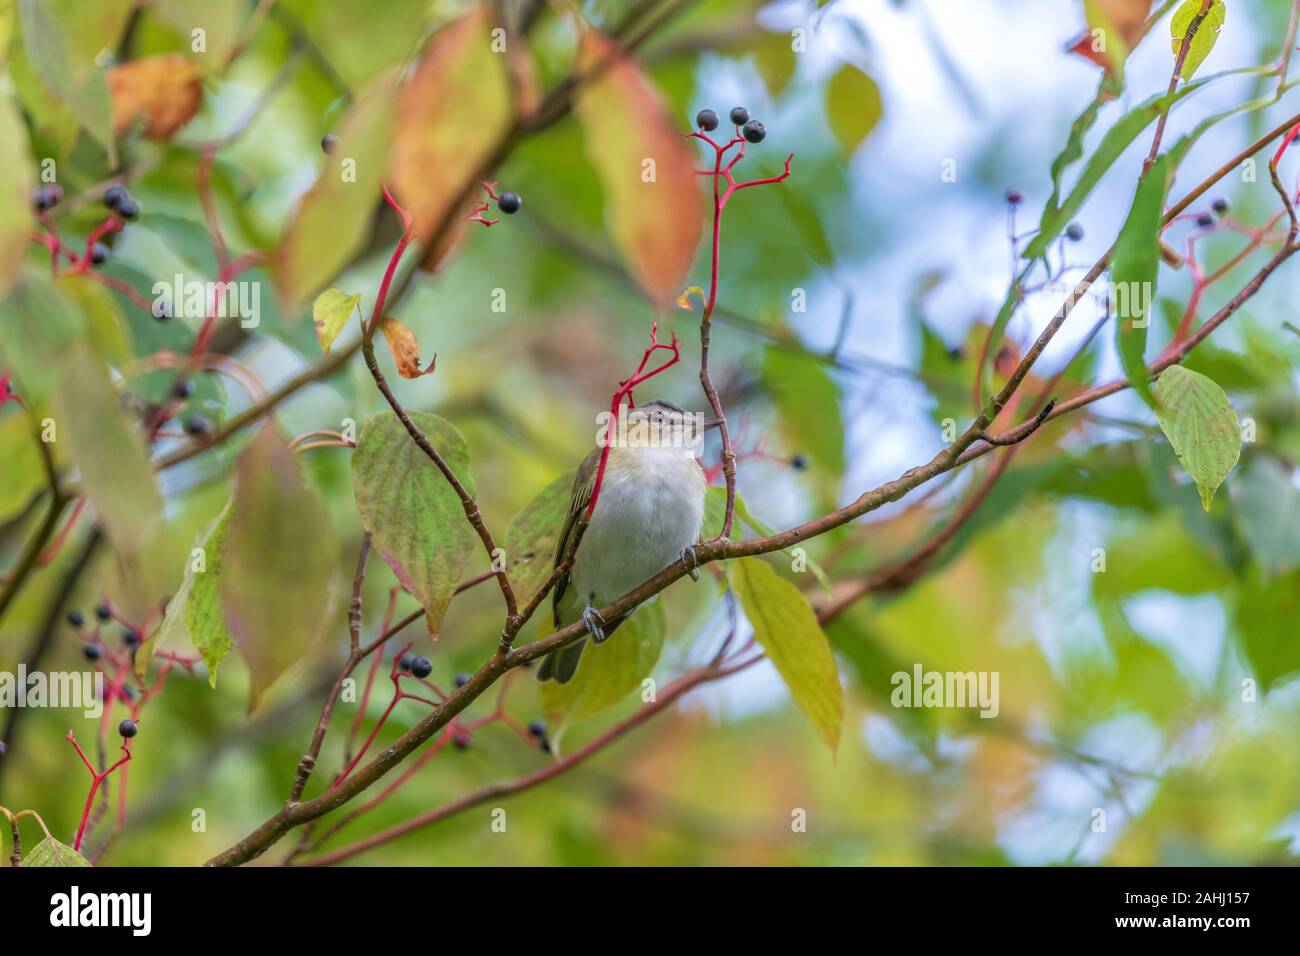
[
  {"left": 378, "top": 317, "right": 436, "bottom": 379},
  {"left": 389, "top": 8, "right": 511, "bottom": 244},
  {"left": 574, "top": 30, "right": 702, "bottom": 305},
  {"left": 107, "top": 55, "right": 202, "bottom": 140},
  {"left": 1071, "top": 0, "right": 1154, "bottom": 75}
]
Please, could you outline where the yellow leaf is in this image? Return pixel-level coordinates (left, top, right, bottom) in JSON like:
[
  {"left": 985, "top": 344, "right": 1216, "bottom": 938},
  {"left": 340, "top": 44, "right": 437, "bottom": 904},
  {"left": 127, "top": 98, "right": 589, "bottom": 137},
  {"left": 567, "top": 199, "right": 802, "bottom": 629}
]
[
  {"left": 731, "top": 557, "right": 843, "bottom": 755},
  {"left": 313, "top": 288, "right": 360, "bottom": 353}
]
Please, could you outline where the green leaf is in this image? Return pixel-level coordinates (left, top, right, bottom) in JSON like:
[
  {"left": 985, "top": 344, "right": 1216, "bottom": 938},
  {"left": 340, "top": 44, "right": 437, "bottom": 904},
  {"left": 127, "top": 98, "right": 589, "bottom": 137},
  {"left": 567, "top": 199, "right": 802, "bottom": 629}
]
[
  {"left": 352, "top": 411, "right": 477, "bottom": 635},
  {"left": 574, "top": 28, "right": 702, "bottom": 305},
  {"left": 539, "top": 601, "right": 665, "bottom": 748},
  {"left": 0, "top": 92, "right": 34, "bottom": 296},
  {"left": 505, "top": 471, "right": 575, "bottom": 613},
  {"left": 21, "top": 835, "right": 91, "bottom": 867},
  {"left": 1171, "top": 0, "right": 1225, "bottom": 79},
  {"left": 222, "top": 427, "right": 337, "bottom": 711},
  {"left": 825, "top": 65, "right": 883, "bottom": 157},
  {"left": 1112, "top": 154, "right": 1172, "bottom": 409},
  {"left": 16, "top": 0, "right": 116, "bottom": 163},
  {"left": 1231, "top": 458, "right": 1300, "bottom": 575},
  {"left": 701, "top": 485, "right": 741, "bottom": 542},
  {"left": 774, "top": 185, "right": 833, "bottom": 269},
  {"left": 1237, "top": 570, "right": 1300, "bottom": 690},
  {"left": 762, "top": 345, "right": 844, "bottom": 482},
  {"left": 731, "top": 557, "right": 842, "bottom": 755},
  {"left": 754, "top": 29, "right": 797, "bottom": 96},
  {"left": 1154, "top": 365, "right": 1242, "bottom": 510},
  {"left": 732, "top": 494, "right": 832, "bottom": 592},
  {"left": 312, "top": 288, "right": 360, "bottom": 353},
  {"left": 152, "top": 0, "right": 246, "bottom": 70},
  {"left": 54, "top": 344, "right": 163, "bottom": 556},
  {"left": 277, "top": 72, "right": 395, "bottom": 308},
  {"left": 144, "top": 501, "right": 234, "bottom": 685},
  {"left": 1022, "top": 71, "right": 1229, "bottom": 262},
  {"left": 0, "top": 411, "right": 45, "bottom": 524}
]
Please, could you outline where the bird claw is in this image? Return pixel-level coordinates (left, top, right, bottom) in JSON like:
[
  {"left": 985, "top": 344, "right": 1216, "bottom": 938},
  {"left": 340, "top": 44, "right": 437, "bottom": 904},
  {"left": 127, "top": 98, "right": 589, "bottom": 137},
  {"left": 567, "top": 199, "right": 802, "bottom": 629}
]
[
  {"left": 582, "top": 604, "right": 608, "bottom": 643},
  {"left": 681, "top": 546, "right": 700, "bottom": 582}
]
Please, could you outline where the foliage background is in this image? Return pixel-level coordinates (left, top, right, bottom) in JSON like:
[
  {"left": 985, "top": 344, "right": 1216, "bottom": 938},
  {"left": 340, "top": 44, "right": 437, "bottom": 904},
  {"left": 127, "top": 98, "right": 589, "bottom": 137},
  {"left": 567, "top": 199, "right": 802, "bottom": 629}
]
[{"left": 1, "top": 0, "right": 1299, "bottom": 866}]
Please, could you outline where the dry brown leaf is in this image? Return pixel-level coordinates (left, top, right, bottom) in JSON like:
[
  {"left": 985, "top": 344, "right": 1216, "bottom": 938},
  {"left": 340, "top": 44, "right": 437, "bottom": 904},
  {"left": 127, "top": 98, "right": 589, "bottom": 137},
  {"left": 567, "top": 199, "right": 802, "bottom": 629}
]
[
  {"left": 378, "top": 316, "right": 436, "bottom": 379},
  {"left": 107, "top": 54, "right": 203, "bottom": 140}
]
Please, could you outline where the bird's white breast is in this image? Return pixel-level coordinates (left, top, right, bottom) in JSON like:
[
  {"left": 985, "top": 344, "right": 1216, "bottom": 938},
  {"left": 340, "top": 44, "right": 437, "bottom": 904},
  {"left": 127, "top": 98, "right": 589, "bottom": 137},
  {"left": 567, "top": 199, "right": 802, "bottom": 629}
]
[{"left": 569, "top": 445, "right": 707, "bottom": 606}]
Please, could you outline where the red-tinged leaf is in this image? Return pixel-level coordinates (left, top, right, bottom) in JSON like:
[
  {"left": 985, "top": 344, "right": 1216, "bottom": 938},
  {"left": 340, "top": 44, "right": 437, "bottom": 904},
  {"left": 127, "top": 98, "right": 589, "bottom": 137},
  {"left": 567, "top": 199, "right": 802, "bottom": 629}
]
[
  {"left": 277, "top": 72, "right": 397, "bottom": 308},
  {"left": 0, "top": 94, "right": 35, "bottom": 296},
  {"left": 221, "top": 426, "right": 338, "bottom": 712},
  {"left": 1074, "top": 0, "right": 1154, "bottom": 76},
  {"left": 106, "top": 54, "right": 202, "bottom": 139},
  {"left": 377, "top": 316, "right": 436, "bottom": 379},
  {"left": 389, "top": 8, "right": 511, "bottom": 244},
  {"left": 351, "top": 411, "right": 477, "bottom": 636},
  {"left": 574, "top": 29, "right": 702, "bottom": 305}
]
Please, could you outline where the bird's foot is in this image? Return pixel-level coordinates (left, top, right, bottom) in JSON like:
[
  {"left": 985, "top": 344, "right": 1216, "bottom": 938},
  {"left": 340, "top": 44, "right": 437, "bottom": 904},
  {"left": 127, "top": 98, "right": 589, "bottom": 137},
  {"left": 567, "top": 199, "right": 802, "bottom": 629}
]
[
  {"left": 582, "top": 604, "right": 608, "bottom": 643},
  {"left": 680, "top": 546, "right": 700, "bottom": 582}
]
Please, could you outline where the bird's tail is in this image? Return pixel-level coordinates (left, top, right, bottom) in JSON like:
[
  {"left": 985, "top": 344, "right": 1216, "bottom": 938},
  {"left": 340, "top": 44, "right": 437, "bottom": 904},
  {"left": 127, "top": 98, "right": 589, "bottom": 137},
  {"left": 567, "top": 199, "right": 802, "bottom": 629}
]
[{"left": 537, "top": 639, "right": 586, "bottom": 684}]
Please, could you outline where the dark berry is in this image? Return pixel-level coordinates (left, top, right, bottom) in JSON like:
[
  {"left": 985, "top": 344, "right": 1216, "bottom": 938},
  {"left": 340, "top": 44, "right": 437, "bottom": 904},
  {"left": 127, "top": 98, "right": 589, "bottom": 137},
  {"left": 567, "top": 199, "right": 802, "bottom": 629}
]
[
  {"left": 791, "top": 453, "right": 808, "bottom": 471},
  {"left": 1005, "top": 188, "right": 1023, "bottom": 205},
  {"left": 90, "top": 242, "right": 110, "bottom": 265},
  {"left": 170, "top": 379, "right": 194, "bottom": 400},
  {"left": 67, "top": 609, "right": 85, "bottom": 628},
  {"left": 729, "top": 106, "right": 749, "bottom": 126},
  {"left": 33, "top": 184, "right": 63, "bottom": 212},
  {"left": 527, "top": 720, "right": 546, "bottom": 738},
  {"left": 452, "top": 732, "right": 470, "bottom": 751},
  {"left": 321, "top": 133, "right": 339, "bottom": 154},
  {"left": 122, "top": 628, "right": 140, "bottom": 647},
  {"left": 116, "top": 196, "right": 140, "bottom": 220},
  {"left": 409, "top": 655, "right": 433, "bottom": 679},
  {"left": 1065, "top": 223, "right": 1084, "bottom": 241},
  {"left": 83, "top": 643, "right": 101, "bottom": 662},
  {"left": 397, "top": 652, "right": 414, "bottom": 672},
  {"left": 184, "top": 414, "right": 213, "bottom": 438},
  {"left": 118, "top": 719, "right": 138, "bottom": 739},
  {"left": 1196, "top": 213, "right": 1215, "bottom": 228},
  {"left": 103, "top": 185, "right": 129, "bottom": 211},
  {"left": 742, "top": 120, "right": 766, "bottom": 144},
  {"left": 95, "top": 603, "right": 112, "bottom": 622},
  {"left": 497, "top": 191, "right": 522, "bottom": 215},
  {"left": 454, "top": 673, "right": 468, "bottom": 688},
  {"left": 1212, "top": 197, "right": 1230, "bottom": 215},
  {"left": 695, "top": 108, "right": 719, "bottom": 131}
]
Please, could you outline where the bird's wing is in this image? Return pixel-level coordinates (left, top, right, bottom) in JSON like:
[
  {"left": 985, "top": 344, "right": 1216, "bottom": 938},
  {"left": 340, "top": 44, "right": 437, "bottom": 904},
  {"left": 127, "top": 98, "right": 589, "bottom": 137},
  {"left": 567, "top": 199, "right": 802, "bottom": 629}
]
[{"left": 551, "top": 449, "right": 599, "bottom": 627}]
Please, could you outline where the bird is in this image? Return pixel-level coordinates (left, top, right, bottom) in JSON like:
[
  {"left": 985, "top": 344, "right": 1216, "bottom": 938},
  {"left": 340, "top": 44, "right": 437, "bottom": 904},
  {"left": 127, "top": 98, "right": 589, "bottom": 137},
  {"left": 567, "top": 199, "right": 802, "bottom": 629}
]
[{"left": 537, "top": 400, "right": 721, "bottom": 683}]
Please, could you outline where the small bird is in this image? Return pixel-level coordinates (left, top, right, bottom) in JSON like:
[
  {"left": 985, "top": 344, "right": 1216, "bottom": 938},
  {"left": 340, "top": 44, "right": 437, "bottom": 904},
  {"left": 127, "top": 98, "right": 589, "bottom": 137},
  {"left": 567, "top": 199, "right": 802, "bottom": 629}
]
[{"left": 538, "top": 400, "right": 721, "bottom": 683}]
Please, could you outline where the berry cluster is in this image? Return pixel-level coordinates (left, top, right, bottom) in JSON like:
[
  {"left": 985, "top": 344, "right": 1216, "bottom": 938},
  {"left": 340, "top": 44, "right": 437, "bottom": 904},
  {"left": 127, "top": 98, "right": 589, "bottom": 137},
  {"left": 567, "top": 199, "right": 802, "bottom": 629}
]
[{"left": 697, "top": 105, "right": 767, "bottom": 144}]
